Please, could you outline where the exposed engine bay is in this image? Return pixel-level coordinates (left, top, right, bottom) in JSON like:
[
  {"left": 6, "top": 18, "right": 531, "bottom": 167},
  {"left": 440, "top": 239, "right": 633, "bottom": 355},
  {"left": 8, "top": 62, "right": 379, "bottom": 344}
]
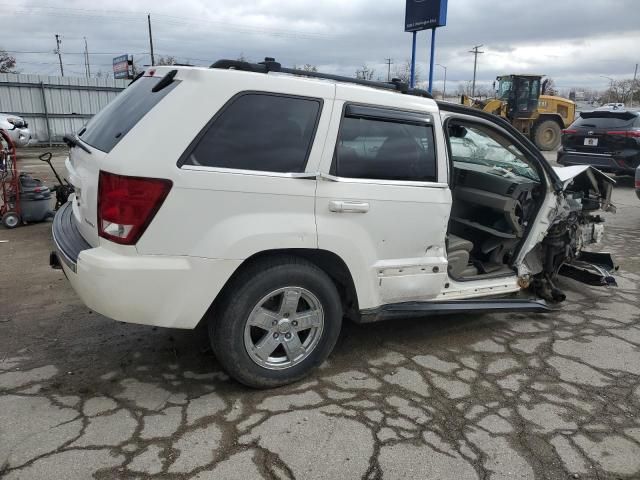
[
  {"left": 529, "top": 166, "right": 617, "bottom": 301},
  {"left": 446, "top": 122, "right": 616, "bottom": 302}
]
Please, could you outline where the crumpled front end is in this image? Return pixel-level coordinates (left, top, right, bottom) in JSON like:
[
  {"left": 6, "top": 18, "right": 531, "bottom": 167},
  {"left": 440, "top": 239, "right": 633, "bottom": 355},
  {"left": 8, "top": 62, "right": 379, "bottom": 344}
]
[{"left": 524, "top": 166, "right": 617, "bottom": 301}]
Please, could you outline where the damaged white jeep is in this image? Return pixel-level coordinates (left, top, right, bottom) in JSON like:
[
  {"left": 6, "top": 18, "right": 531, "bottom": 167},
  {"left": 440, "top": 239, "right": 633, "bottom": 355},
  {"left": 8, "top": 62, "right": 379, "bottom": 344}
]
[{"left": 51, "top": 58, "right": 616, "bottom": 387}]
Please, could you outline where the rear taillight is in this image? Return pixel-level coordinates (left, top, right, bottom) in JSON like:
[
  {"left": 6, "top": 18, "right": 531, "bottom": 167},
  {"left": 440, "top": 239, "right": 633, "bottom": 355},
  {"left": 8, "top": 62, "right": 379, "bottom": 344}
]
[
  {"left": 636, "top": 179, "right": 640, "bottom": 188},
  {"left": 98, "top": 171, "right": 172, "bottom": 245},
  {"left": 562, "top": 129, "right": 578, "bottom": 134},
  {"left": 606, "top": 130, "right": 640, "bottom": 138}
]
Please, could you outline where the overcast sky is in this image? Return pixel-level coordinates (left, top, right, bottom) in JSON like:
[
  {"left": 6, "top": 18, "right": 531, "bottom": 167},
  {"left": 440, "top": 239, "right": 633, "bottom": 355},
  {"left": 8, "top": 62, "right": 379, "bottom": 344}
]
[{"left": 3, "top": 0, "right": 639, "bottom": 93}]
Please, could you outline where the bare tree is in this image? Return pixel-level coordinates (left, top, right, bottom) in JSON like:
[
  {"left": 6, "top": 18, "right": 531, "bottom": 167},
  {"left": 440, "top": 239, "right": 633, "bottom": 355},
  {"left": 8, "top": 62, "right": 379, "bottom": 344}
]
[
  {"left": 393, "top": 59, "right": 420, "bottom": 84},
  {"left": 292, "top": 64, "right": 318, "bottom": 72},
  {"left": 156, "top": 55, "right": 178, "bottom": 66},
  {"left": 475, "top": 85, "right": 492, "bottom": 99},
  {"left": 236, "top": 53, "right": 248, "bottom": 62},
  {"left": 0, "top": 48, "right": 18, "bottom": 73},
  {"left": 542, "top": 77, "right": 558, "bottom": 96},
  {"left": 355, "top": 64, "right": 375, "bottom": 80},
  {"left": 603, "top": 79, "right": 636, "bottom": 103}
]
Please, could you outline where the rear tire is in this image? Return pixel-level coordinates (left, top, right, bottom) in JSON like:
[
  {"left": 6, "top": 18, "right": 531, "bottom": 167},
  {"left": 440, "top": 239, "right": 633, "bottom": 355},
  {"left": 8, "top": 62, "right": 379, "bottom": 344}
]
[
  {"left": 2, "top": 212, "right": 20, "bottom": 229},
  {"left": 533, "top": 119, "right": 562, "bottom": 151},
  {"left": 209, "top": 255, "right": 343, "bottom": 389}
]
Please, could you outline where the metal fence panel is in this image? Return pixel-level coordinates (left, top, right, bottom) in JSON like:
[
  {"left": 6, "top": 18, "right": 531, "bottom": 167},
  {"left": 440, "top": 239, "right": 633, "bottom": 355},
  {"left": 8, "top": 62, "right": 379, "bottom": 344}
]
[{"left": 0, "top": 74, "right": 128, "bottom": 145}]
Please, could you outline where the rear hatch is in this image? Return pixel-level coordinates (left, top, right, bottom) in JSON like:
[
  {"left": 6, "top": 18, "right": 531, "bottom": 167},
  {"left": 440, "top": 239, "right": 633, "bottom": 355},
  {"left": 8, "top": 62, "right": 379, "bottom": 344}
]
[
  {"left": 67, "top": 73, "right": 180, "bottom": 247},
  {"left": 562, "top": 110, "right": 639, "bottom": 155}
]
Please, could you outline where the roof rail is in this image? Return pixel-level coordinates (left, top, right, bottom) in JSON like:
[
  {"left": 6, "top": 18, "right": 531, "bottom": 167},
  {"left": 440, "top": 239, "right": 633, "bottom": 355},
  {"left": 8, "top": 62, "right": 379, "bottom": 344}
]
[{"left": 210, "top": 57, "right": 433, "bottom": 100}]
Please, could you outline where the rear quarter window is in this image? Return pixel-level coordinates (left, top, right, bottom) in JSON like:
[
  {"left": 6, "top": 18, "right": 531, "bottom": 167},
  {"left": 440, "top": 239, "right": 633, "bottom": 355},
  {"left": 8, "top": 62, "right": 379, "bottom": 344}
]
[
  {"left": 183, "top": 93, "right": 322, "bottom": 173},
  {"left": 79, "top": 76, "right": 179, "bottom": 153}
]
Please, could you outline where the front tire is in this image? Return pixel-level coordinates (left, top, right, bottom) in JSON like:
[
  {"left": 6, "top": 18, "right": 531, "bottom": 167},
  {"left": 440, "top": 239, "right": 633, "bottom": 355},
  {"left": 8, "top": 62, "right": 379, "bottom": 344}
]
[
  {"left": 533, "top": 119, "right": 562, "bottom": 151},
  {"left": 209, "top": 256, "right": 343, "bottom": 388}
]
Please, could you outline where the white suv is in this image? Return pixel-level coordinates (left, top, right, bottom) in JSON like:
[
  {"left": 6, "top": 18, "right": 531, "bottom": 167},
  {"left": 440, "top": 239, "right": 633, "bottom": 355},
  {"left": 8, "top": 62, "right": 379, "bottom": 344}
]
[{"left": 52, "top": 58, "right": 617, "bottom": 387}]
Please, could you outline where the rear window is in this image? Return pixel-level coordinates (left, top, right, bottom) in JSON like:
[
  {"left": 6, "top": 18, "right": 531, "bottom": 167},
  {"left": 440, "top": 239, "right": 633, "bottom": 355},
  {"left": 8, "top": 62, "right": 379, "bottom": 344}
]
[
  {"left": 79, "top": 76, "right": 179, "bottom": 153},
  {"left": 572, "top": 114, "right": 638, "bottom": 129}
]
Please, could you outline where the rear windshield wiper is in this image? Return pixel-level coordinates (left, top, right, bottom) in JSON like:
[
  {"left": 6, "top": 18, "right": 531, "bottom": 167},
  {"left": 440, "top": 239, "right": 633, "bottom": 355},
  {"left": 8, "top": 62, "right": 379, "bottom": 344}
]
[{"left": 63, "top": 133, "right": 91, "bottom": 154}]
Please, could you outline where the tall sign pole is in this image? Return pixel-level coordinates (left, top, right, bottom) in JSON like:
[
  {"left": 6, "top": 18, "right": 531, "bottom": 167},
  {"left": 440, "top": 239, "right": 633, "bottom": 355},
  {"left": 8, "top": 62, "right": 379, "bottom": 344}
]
[
  {"left": 410, "top": 32, "right": 417, "bottom": 87},
  {"left": 428, "top": 28, "right": 436, "bottom": 93},
  {"left": 405, "top": 0, "right": 447, "bottom": 89}
]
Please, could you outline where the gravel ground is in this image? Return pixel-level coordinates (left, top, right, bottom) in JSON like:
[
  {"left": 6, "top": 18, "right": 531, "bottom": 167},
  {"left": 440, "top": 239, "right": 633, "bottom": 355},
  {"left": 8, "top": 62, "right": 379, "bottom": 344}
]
[{"left": 1, "top": 147, "right": 639, "bottom": 479}]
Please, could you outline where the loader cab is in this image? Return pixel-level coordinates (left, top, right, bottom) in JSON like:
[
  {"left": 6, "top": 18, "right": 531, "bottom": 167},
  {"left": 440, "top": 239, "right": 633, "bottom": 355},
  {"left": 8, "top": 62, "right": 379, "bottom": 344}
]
[{"left": 496, "top": 75, "right": 542, "bottom": 119}]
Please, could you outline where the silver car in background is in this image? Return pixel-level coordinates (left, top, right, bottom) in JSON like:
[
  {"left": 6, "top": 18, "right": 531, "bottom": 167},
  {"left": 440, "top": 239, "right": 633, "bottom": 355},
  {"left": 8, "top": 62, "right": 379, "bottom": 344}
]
[{"left": 0, "top": 113, "right": 31, "bottom": 147}]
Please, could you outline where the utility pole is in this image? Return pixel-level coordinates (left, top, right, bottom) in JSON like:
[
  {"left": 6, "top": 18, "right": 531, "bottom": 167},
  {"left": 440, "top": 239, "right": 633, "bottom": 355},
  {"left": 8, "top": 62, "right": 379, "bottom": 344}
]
[
  {"left": 148, "top": 14, "right": 155, "bottom": 66},
  {"left": 437, "top": 63, "right": 447, "bottom": 100},
  {"left": 469, "top": 44, "right": 484, "bottom": 97},
  {"left": 384, "top": 58, "right": 393, "bottom": 82},
  {"left": 54, "top": 34, "right": 64, "bottom": 77},
  {"left": 83, "top": 37, "right": 91, "bottom": 78},
  {"left": 631, "top": 63, "right": 638, "bottom": 109}
]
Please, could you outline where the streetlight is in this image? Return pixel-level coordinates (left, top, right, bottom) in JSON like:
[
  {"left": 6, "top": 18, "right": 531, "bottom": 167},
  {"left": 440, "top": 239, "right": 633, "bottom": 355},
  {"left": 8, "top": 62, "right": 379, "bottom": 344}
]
[
  {"left": 436, "top": 63, "right": 447, "bottom": 100},
  {"left": 600, "top": 75, "right": 614, "bottom": 104}
]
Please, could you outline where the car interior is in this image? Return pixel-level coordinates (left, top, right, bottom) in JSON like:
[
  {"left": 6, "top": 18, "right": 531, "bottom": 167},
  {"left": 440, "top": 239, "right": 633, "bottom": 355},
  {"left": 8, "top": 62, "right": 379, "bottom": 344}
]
[{"left": 445, "top": 121, "right": 544, "bottom": 280}]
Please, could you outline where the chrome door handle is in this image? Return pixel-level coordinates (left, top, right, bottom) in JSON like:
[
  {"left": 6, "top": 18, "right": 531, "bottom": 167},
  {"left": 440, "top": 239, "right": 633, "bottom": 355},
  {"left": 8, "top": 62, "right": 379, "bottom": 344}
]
[{"left": 328, "top": 200, "right": 369, "bottom": 213}]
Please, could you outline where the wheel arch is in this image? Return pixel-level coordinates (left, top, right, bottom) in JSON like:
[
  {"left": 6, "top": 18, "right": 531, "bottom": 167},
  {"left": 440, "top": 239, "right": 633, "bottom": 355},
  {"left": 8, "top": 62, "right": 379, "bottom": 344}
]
[{"left": 197, "top": 248, "right": 360, "bottom": 330}]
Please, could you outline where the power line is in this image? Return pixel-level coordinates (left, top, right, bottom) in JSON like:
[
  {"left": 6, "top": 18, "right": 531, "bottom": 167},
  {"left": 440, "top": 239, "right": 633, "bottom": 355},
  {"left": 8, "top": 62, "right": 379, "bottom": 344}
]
[
  {"left": 1, "top": 4, "right": 329, "bottom": 40},
  {"left": 5, "top": 50, "right": 147, "bottom": 55}
]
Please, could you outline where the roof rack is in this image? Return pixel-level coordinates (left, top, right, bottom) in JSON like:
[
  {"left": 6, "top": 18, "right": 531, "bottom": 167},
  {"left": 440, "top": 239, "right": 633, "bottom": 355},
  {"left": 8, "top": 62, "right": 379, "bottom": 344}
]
[{"left": 210, "top": 57, "right": 433, "bottom": 100}]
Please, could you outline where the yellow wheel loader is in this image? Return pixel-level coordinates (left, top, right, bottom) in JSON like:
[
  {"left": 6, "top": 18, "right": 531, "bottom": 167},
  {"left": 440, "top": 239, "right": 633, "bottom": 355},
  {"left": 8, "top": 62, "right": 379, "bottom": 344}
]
[{"left": 461, "top": 74, "right": 576, "bottom": 151}]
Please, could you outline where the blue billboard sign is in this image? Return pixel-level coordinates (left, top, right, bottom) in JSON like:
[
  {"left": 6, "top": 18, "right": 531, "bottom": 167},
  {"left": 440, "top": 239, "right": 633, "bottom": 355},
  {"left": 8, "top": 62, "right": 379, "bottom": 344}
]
[{"left": 405, "top": 0, "right": 448, "bottom": 32}]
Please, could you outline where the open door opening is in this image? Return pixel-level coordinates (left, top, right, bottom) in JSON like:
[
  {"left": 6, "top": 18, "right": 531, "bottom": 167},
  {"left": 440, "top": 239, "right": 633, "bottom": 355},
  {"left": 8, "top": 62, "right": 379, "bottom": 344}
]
[{"left": 445, "top": 120, "right": 546, "bottom": 282}]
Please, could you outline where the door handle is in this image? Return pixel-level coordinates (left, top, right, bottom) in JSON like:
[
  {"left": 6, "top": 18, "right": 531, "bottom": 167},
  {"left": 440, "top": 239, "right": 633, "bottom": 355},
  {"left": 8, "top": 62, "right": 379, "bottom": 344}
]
[{"left": 328, "top": 200, "right": 369, "bottom": 213}]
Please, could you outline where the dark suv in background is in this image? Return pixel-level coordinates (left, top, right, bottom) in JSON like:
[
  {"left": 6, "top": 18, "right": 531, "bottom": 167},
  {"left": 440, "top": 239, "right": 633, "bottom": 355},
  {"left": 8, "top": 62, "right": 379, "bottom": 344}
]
[{"left": 558, "top": 109, "right": 640, "bottom": 175}]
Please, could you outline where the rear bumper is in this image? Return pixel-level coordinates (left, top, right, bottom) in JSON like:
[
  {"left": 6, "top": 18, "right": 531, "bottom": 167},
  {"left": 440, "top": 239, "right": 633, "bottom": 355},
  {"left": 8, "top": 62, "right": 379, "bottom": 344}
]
[
  {"left": 52, "top": 202, "right": 242, "bottom": 329},
  {"left": 557, "top": 150, "right": 636, "bottom": 174}
]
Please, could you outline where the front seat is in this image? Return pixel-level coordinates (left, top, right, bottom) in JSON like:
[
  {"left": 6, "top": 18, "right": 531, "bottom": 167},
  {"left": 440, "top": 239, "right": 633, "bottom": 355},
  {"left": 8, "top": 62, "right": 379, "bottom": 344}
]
[{"left": 447, "top": 235, "right": 477, "bottom": 279}]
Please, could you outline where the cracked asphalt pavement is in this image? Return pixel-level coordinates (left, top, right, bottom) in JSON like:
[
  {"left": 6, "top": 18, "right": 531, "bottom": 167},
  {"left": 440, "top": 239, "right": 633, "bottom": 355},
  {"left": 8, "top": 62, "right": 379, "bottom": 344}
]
[{"left": 1, "top": 148, "right": 639, "bottom": 479}]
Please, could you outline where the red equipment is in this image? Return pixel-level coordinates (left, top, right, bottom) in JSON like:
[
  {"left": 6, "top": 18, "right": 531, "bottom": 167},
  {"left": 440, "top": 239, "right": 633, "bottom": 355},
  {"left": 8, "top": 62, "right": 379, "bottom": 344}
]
[{"left": 0, "top": 129, "right": 21, "bottom": 228}]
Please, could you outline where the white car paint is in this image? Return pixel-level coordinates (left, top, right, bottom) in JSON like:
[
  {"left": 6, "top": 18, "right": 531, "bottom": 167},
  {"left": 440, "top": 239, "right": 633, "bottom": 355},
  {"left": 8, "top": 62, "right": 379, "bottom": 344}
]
[
  {"left": 0, "top": 113, "right": 31, "bottom": 147},
  {"left": 54, "top": 65, "right": 612, "bottom": 329}
]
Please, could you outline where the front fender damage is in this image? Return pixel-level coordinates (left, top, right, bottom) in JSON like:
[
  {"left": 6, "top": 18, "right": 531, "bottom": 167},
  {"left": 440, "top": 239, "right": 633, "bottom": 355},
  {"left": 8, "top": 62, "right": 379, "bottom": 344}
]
[{"left": 523, "top": 166, "right": 618, "bottom": 302}]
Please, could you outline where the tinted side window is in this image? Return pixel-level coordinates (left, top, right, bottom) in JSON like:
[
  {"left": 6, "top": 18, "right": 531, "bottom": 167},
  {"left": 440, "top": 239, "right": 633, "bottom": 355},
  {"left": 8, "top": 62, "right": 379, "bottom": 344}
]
[
  {"left": 80, "top": 76, "right": 179, "bottom": 153},
  {"left": 333, "top": 115, "right": 436, "bottom": 182},
  {"left": 185, "top": 94, "right": 321, "bottom": 173}
]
